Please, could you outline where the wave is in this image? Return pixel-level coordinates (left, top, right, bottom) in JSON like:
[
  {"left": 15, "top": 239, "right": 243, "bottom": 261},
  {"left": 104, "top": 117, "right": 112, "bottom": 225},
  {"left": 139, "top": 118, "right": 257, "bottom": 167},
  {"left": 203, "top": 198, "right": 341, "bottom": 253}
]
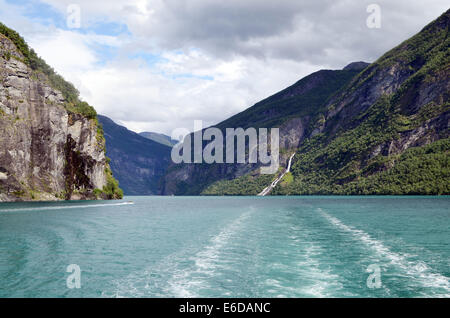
[
  {"left": 168, "top": 210, "right": 253, "bottom": 297},
  {"left": 262, "top": 220, "right": 346, "bottom": 298},
  {"left": 106, "top": 209, "right": 254, "bottom": 298},
  {"left": 318, "top": 208, "right": 450, "bottom": 297},
  {"left": 0, "top": 201, "right": 134, "bottom": 213},
  {"left": 296, "top": 243, "right": 344, "bottom": 297},
  {"left": 263, "top": 243, "right": 345, "bottom": 297}
]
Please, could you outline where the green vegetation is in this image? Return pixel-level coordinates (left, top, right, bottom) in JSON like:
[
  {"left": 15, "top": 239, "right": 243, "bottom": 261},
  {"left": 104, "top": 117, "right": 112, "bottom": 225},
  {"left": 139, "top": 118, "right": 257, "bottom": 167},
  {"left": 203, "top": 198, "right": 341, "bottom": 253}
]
[
  {"left": 0, "top": 22, "right": 97, "bottom": 119},
  {"left": 216, "top": 69, "right": 361, "bottom": 130},
  {"left": 168, "top": 66, "right": 366, "bottom": 195},
  {"left": 101, "top": 167, "right": 124, "bottom": 199},
  {"left": 271, "top": 75, "right": 448, "bottom": 195},
  {"left": 97, "top": 115, "right": 172, "bottom": 195},
  {"left": 12, "top": 190, "right": 26, "bottom": 197},
  {"left": 95, "top": 121, "right": 106, "bottom": 151},
  {"left": 88, "top": 165, "right": 124, "bottom": 200},
  {"left": 341, "top": 139, "right": 449, "bottom": 194},
  {"left": 2, "top": 50, "right": 11, "bottom": 60},
  {"left": 271, "top": 72, "right": 448, "bottom": 195},
  {"left": 1, "top": 22, "right": 123, "bottom": 200},
  {"left": 204, "top": 10, "right": 449, "bottom": 196},
  {"left": 273, "top": 138, "right": 449, "bottom": 195},
  {"left": 374, "top": 12, "right": 449, "bottom": 74},
  {"left": 280, "top": 172, "right": 293, "bottom": 187},
  {"left": 202, "top": 173, "right": 275, "bottom": 195}
]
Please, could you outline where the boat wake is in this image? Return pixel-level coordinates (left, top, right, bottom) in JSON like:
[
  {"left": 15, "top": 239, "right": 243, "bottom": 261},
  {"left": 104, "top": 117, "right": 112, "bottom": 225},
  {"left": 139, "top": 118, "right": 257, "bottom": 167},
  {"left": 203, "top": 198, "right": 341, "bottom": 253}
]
[
  {"left": 107, "top": 208, "right": 254, "bottom": 298},
  {"left": 0, "top": 201, "right": 134, "bottom": 213},
  {"left": 168, "top": 209, "right": 253, "bottom": 297},
  {"left": 263, "top": 226, "right": 346, "bottom": 298},
  {"left": 318, "top": 208, "right": 450, "bottom": 297}
]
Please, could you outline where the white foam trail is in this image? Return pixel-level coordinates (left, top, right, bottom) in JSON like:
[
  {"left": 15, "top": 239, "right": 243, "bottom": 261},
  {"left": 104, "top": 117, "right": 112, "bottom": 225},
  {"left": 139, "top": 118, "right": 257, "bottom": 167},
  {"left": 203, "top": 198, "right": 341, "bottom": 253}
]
[
  {"left": 318, "top": 208, "right": 450, "bottom": 297},
  {"left": 263, "top": 222, "right": 346, "bottom": 298},
  {"left": 107, "top": 209, "right": 253, "bottom": 298},
  {"left": 168, "top": 210, "right": 253, "bottom": 297},
  {"left": 296, "top": 243, "right": 344, "bottom": 297},
  {"left": 0, "top": 201, "right": 133, "bottom": 213},
  {"left": 264, "top": 244, "right": 344, "bottom": 298}
]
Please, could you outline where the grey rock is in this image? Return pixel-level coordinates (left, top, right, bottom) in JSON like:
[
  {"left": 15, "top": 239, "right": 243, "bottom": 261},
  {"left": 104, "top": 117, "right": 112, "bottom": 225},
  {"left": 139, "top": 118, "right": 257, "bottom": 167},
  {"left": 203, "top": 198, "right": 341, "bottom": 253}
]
[{"left": 0, "top": 35, "right": 108, "bottom": 201}]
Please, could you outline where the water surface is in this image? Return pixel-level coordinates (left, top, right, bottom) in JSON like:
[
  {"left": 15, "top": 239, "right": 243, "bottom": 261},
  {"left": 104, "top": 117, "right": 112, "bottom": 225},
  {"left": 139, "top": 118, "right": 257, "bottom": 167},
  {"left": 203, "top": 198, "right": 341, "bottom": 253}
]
[{"left": 0, "top": 196, "right": 448, "bottom": 297}]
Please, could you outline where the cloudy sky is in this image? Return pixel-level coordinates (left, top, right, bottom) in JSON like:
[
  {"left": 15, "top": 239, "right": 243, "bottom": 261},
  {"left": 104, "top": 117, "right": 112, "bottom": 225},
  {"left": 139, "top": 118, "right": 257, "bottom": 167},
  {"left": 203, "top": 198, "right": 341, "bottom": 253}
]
[{"left": 0, "top": 0, "right": 448, "bottom": 135}]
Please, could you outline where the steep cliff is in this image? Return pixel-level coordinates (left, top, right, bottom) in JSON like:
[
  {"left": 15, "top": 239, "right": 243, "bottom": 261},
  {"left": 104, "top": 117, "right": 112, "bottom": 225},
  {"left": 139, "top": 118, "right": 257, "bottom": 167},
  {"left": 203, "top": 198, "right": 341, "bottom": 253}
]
[
  {"left": 161, "top": 62, "right": 367, "bottom": 194},
  {"left": 0, "top": 24, "right": 122, "bottom": 201},
  {"left": 270, "top": 9, "right": 449, "bottom": 195},
  {"left": 164, "top": 9, "right": 449, "bottom": 195}
]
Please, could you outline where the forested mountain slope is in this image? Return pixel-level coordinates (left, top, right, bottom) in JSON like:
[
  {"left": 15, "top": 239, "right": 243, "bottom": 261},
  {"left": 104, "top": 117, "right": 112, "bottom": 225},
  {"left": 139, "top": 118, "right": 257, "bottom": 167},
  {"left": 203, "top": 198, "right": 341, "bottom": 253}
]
[{"left": 205, "top": 9, "right": 449, "bottom": 195}]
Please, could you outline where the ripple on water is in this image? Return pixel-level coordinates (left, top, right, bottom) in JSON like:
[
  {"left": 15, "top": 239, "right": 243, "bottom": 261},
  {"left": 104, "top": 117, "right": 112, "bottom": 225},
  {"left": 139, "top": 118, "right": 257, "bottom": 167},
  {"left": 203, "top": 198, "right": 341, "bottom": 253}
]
[{"left": 318, "top": 208, "right": 450, "bottom": 297}]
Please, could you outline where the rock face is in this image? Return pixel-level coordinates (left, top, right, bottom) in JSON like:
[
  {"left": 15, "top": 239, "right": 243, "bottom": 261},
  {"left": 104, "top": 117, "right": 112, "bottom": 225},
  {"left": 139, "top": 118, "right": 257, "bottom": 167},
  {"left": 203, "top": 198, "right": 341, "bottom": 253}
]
[
  {"left": 161, "top": 67, "right": 363, "bottom": 195},
  {"left": 163, "top": 9, "right": 449, "bottom": 195},
  {"left": 0, "top": 33, "right": 109, "bottom": 201},
  {"left": 267, "top": 9, "right": 450, "bottom": 195}
]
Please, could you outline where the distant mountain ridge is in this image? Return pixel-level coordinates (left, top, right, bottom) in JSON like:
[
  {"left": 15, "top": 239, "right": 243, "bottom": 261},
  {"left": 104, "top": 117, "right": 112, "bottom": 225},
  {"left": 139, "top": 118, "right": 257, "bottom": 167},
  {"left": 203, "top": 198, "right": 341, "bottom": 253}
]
[
  {"left": 98, "top": 115, "right": 171, "bottom": 195},
  {"left": 139, "top": 131, "right": 178, "bottom": 147},
  {"left": 342, "top": 61, "right": 370, "bottom": 71}
]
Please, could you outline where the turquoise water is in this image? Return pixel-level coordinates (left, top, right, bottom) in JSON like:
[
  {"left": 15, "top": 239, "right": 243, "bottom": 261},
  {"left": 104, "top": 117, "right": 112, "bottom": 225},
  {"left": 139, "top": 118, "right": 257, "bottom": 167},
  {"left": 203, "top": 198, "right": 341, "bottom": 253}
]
[{"left": 0, "top": 196, "right": 449, "bottom": 298}]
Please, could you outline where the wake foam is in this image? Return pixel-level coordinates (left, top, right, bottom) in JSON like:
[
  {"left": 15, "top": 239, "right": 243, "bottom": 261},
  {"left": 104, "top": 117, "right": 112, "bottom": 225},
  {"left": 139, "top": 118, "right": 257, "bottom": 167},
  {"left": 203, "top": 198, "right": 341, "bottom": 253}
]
[
  {"left": 106, "top": 209, "right": 253, "bottom": 298},
  {"left": 0, "top": 201, "right": 133, "bottom": 213},
  {"left": 168, "top": 210, "right": 253, "bottom": 297},
  {"left": 318, "top": 208, "right": 450, "bottom": 297},
  {"left": 262, "top": 222, "right": 346, "bottom": 298}
]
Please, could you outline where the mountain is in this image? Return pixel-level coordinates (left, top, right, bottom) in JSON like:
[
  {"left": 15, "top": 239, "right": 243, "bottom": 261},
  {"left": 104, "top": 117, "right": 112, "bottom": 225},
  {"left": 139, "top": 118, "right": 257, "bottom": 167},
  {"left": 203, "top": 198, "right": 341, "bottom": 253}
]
[
  {"left": 139, "top": 131, "right": 178, "bottom": 147},
  {"left": 98, "top": 115, "right": 171, "bottom": 195},
  {"left": 161, "top": 62, "right": 368, "bottom": 194},
  {"left": 269, "top": 10, "right": 450, "bottom": 195},
  {"left": 163, "top": 9, "right": 449, "bottom": 195},
  {"left": 0, "top": 23, "right": 122, "bottom": 202}
]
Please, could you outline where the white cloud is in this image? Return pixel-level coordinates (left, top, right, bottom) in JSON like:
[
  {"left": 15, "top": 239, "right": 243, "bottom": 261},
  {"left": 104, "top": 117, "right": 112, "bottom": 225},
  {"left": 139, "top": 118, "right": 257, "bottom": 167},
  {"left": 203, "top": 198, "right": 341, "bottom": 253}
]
[
  {"left": 1, "top": 0, "right": 449, "bottom": 135},
  {"left": 29, "top": 30, "right": 98, "bottom": 72},
  {"left": 76, "top": 54, "right": 315, "bottom": 135}
]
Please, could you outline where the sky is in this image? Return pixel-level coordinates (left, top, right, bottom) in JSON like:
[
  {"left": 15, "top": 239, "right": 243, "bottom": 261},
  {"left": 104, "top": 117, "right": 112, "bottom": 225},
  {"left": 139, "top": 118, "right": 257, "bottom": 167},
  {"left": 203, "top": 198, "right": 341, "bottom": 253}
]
[{"left": 0, "top": 0, "right": 448, "bottom": 135}]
